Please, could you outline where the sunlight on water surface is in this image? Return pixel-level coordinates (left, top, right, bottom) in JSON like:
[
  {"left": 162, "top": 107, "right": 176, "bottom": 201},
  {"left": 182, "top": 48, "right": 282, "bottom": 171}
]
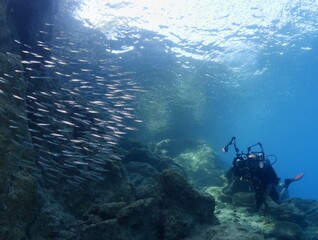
[{"left": 74, "top": 0, "right": 318, "bottom": 72}]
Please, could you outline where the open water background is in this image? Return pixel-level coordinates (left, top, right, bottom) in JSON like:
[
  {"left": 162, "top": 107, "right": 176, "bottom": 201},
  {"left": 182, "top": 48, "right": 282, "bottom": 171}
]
[{"left": 58, "top": 0, "right": 318, "bottom": 199}]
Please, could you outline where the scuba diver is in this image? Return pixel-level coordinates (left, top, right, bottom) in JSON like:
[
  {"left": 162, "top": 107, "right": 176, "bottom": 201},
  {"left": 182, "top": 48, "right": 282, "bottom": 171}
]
[{"left": 222, "top": 137, "right": 304, "bottom": 212}]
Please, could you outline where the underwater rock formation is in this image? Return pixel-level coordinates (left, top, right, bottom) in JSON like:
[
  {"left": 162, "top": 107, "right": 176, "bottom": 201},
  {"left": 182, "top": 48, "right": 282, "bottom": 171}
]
[
  {"left": 0, "top": 1, "right": 55, "bottom": 239},
  {"left": 19, "top": 139, "right": 218, "bottom": 240},
  {"left": 154, "top": 138, "right": 225, "bottom": 188},
  {"left": 198, "top": 223, "right": 264, "bottom": 240},
  {"left": 6, "top": 0, "right": 56, "bottom": 49},
  {"left": 2, "top": 1, "right": 318, "bottom": 240},
  {"left": 200, "top": 187, "right": 318, "bottom": 240},
  {"left": 81, "top": 169, "right": 218, "bottom": 240},
  {"left": 0, "top": 2, "right": 11, "bottom": 52},
  {"left": 0, "top": 52, "right": 36, "bottom": 239},
  {"left": 81, "top": 139, "right": 219, "bottom": 240}
]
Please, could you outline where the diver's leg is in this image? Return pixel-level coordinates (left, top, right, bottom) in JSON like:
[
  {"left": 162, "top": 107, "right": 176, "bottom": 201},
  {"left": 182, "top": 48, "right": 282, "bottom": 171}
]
[
  {"left": 278, "top": 186, "right": 288, "bottom": 202},
  {"left": 269, "top": 186, "right": 281, "bottom": 204},
  {"left": 278, "top": 178, "right": 294, "bottom": 202},
  {"left": 278, "top": 174, "right": 304, "bottom": 202}
]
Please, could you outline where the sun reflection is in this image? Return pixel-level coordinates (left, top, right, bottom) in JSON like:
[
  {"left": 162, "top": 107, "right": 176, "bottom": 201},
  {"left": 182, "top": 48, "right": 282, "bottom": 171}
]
[
  {"left": 75, "top": 0, "right": 287, "bottom": 40},
  {"left": 74, "top": 0, "right": 316, "bottom": 67}
]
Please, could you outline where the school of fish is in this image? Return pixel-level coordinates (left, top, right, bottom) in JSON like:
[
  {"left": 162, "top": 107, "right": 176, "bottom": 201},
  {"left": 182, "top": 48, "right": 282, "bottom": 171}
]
[{"left": 3, "top": 23, "right": 144, "bottom": 187}]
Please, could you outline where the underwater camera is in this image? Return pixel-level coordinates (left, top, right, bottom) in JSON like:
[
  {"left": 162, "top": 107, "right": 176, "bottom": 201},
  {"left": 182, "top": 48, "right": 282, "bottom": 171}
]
[{"left": 222, "top": 137, "right": 277, "bottom": 177}]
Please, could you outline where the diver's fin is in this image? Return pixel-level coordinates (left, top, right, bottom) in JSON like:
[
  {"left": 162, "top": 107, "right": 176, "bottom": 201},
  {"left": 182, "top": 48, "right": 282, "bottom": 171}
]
[
  {"left": 292, "top": 173, "right": 304, "bottom": 181},
  {"left": 284, "top": 173, "right": 304, "bottom": 188}
]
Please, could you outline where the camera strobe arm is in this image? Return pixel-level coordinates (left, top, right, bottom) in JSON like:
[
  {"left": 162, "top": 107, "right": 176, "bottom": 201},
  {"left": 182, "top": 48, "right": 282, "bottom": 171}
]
[{"left": 222, "top": 136, "right": 240, "bottom": 154}]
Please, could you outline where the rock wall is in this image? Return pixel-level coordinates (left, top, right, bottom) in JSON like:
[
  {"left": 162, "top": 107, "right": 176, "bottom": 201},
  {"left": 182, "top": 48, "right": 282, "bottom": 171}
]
[
  {"left": 81, "top": 169, "right": 218, "bottom": 240},
  {"left": 0, "top": 0, "right": 11, "bottom": 52},
  {"left": 0, "top": 51, "right": 36, "bottom": 239},
  {"left": 0, "top": 1, "right": 55, "bottom": 239},
  {"left": 2, "top": 1, "right": 318, "bottom": 240},
  {"left": 6, "top": 0, "right": 56, "bottom": 48}
]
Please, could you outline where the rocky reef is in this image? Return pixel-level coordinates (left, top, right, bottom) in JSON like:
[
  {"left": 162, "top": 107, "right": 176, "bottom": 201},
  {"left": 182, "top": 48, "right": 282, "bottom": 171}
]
[
  {"left": 1, "top": 1, "right": 318, "bottom": 240},
  {"left": 26, "top": 138, "right": 318, "bottom": 240},
  {"left": 153, "top": 138, "right": 225, "bottom": 188},
  {"left": 0, "top": 51, "right": 37, "bottom": 239},
  {"left": 25, "top": 139, "right": 220, "bottom": 240},
  {"left": 81, "top": 169, "right": 218, "bottom": 240},
  {"left": 201, "top": 193, "right": 318, "bottom": 240}
]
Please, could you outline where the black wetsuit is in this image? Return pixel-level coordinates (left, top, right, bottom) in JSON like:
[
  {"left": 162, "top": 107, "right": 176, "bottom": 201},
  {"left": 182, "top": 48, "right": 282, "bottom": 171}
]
[
  {"left": 250, "top": 164, "right": 279, "bottom": 211},
  {"left": 230, "top": 156, "right": 280, "bottom": 211}
]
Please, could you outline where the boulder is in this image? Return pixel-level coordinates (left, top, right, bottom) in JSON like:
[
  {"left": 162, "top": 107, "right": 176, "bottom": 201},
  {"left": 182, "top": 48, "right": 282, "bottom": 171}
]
[
  {"left": 80, "top": 170, "right": 218, "bottom": 240},
  {"left": 159, "top": 169, "right": 218, "bottom": 224},
  {"left": 155, "top": 139, "right": 225, "bottom": 187}
]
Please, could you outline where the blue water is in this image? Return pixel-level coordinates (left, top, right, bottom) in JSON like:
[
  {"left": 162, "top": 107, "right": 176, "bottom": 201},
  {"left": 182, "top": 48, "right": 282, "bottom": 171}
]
[
  {"left": 63, "top": 0, "right": 318, "bottom": 199},
  {"left": 206, "top": 47, "right": 318, "bottom": 200},
  {"left": 214, "top": 51, "right": 318, "bottom": 200}
]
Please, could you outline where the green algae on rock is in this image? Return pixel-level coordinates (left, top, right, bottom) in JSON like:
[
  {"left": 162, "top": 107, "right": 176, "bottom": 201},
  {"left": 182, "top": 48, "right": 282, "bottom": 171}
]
[{"left": 155, "top": 139, "right": 225, "bottom": 188}]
